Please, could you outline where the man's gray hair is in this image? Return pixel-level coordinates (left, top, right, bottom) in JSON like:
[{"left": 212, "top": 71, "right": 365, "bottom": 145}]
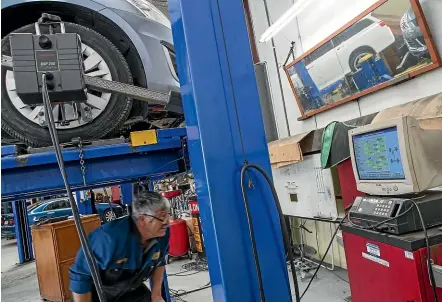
[{"left": 132, "top": 191, "right": 170, "bottom": 217}]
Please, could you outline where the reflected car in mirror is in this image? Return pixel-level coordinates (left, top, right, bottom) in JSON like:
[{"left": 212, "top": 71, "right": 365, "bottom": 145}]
[{"left": 304, "top": 15, "right": 395, "bottom": 91}]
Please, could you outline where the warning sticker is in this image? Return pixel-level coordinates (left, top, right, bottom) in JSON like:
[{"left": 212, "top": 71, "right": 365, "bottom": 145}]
[
  {"left": 404, "top": 251, "right": 414, "bottom": 260},
  {"left": 366, "top": 243, "right": 380, "bottom": 257},
  {"left": 362, "top": 252, "right": 389, "bottom": 267}
]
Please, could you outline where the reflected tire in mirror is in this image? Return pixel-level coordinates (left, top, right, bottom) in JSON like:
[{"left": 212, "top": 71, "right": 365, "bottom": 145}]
[{"left": 349, "top": 46, "right": 376, "bottom": 72}]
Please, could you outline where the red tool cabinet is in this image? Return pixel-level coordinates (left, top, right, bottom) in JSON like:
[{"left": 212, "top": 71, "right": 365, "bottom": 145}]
[
  {"left": 337, "top": 159, "right": 442, "bottom": 302},
  {"left": 342, "top": 220, "right": 442, "bottom": 302}
]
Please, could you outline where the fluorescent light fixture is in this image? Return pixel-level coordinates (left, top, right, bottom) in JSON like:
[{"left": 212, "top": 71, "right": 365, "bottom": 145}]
[{"left": 259, "top": 0, "right": 311, "bottom": 43}]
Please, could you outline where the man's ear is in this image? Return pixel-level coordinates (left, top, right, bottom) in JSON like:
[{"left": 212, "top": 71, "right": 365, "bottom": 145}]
[{"left": 136, "top": 215, "right": 145, "bottom": 225}]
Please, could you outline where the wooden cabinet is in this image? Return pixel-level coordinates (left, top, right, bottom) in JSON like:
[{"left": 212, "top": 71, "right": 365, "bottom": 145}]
[{"left": 32, "top": 215, "right": 101, "bottom": 302}]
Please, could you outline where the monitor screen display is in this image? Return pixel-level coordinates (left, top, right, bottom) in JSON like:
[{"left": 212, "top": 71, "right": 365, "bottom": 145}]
[{"left": 352, "top": 127, "right": 406, "bottom": 180}]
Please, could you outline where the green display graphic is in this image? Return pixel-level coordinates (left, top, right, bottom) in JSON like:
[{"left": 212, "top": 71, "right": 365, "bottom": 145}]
[{"left": 353, "top": 127, "right": 405, "bottom": 180}]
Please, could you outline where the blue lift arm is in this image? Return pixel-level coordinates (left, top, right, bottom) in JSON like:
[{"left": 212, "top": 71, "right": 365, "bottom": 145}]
[{"left": 1, "top": 129, "right": 186, "bottom": 202}]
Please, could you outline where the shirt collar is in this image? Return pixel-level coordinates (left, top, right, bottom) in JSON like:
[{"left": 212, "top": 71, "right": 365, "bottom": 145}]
[{"left": 129, "top": 216, "right": 143, "bottom": 243}]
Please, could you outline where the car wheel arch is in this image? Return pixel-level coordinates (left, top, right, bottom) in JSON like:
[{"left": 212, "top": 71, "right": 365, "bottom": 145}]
[{"left": 1, "top": 0, "right": 149, "bottom": 88}]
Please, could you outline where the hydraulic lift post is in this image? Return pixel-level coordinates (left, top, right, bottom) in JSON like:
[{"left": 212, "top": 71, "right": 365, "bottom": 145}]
[
  {"left": 12, "top": 200, "right": 34, "bottom": 264},
  {"left": 2, "top": 0, "right": 294, "bottom": 299},
  {"left": 168, "top": 0, "right": 292, "bottom": 300}
]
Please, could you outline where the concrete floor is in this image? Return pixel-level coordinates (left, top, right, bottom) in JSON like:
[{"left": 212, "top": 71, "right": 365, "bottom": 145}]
[{"left": 1, "top": 239, "right": 350, "bottom": 301}]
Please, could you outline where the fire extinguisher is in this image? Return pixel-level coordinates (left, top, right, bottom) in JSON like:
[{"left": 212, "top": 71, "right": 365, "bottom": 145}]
[{"left": 188, "top": 196, "right": 205, "bottom": 258}]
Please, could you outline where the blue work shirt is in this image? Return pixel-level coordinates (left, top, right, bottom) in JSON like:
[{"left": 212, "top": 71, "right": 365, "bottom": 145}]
[{"left": 69, "top": 216, "right": 169, "bottom": 295}]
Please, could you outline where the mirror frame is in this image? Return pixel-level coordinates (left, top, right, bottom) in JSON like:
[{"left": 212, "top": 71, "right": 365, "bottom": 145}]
[{"left": 284, "top": 0, "right": 441, "bottom": 120}]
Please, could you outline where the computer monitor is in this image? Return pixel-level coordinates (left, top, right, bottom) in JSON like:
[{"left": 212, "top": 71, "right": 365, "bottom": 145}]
[{"left": 349, "top": 116, "right": 442, "bottom": 195}]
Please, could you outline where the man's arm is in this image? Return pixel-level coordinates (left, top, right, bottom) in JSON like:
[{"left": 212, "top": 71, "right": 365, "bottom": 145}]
[
  {"left": 69, "top": 229, "right": 114, "bottom": 301},
  {"left": 151, "top": 228, "right": 170, "bottom": 301},
  {"left": 72, "top": 292, "right": 92, "bottom": 302},
  {"left": 150, "top": 266, "right": 165, "bottom": 301}
]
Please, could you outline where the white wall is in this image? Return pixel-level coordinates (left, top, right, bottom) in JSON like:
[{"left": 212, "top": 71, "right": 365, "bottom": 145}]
[
  {"left": 249, "top": 0, "right": 442, "bottom": 137},
  {"left": 249, "top": 0, "right": 442, "bottom": 269}
]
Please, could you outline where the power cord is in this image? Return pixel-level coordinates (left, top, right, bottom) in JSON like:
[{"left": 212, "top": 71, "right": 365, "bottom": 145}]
[
  {"left": 167, "top": 258, "right": 208, "bottom": 277},
  {"left": 41, "top": 73, "right": 107, "bottom": 302},
  {"left": 299, "top": 212, "right": 349, "bottom": 300},
  {"left": 169, "top": 281, "right": 211, "bottom": 300},
  {"left": 240, "top": 162, "right": 301, "bottom": 302},
  {"left": 410, "top": 200, "right": 438, "bottom": 302}
]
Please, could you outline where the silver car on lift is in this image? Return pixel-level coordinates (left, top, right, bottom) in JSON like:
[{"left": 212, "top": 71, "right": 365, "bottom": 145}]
[{"left": 1, "top": 0, "right": 181, "bottom": 147}]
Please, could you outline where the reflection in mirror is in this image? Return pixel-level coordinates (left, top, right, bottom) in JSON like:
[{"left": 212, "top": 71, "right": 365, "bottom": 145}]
[{"left": 286, "top": 0, "right": 435, "bottom": 116}]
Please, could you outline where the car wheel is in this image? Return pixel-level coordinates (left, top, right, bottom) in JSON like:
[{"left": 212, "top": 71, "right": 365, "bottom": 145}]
[
  {"left": 37, "top": 216, "right": 49, "bottom": 225},
  {"left": 103, "top": 209, "right": 117, "bottom": 223},
  {"left": 1, "top": 22, "right": 133, "bottom": 147},
  {"left": 349, "top": 47, "right": 376, "bottom": 73}
]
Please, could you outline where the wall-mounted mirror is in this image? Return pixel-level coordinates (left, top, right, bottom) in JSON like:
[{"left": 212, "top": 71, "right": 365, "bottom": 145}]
[{"left": 285, "top": 0, "right": 441, "bottom": 119}]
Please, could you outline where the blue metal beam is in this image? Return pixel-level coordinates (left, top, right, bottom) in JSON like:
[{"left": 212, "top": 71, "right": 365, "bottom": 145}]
[
  {"left": 169, "top": 0, "right": 291, "bottom": 301},
  {"left": 156, "top": 128, "right": 187, "bottom": 138},
  {"left": 1, "top": 138, "right": 182, "bottom": 169},
  {"left": 1, "top": 145, "right": 16, "bottom": 157},
  {"left": 1, "top": 130, "right": 186, "bottom": 201}
]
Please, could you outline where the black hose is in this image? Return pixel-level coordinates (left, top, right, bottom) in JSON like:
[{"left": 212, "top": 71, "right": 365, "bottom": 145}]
[
  {"left": 42, "top": 74, "right": 107, "bottom": 302},
  {"left": 240, "top": 163, "right": 301, "bottom": 302},
  {"left": 410, "top": 200, "right": 438, "bottom": 302},
  {"left": 240, "top": 167, "right": 266, "bottom": 302}
]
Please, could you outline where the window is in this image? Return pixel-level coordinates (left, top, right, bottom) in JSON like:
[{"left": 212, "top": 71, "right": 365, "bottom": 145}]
[
  {"left": 44, "top": 202, "right": 58, "bottom": 211},
  {"left": 332, "top": 19, "right": 374, "bottom": 48},
  {"left": 44, "top": 200, "right": 69, "bottom": 211},
  {"left": 60, "top": 200, "right": 71, "bottom": 209},
  {"left": 304, "top": 41, "right": 334, "bottom": 65}
]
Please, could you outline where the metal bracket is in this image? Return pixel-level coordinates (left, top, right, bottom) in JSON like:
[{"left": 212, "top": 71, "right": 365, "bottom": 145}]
[{"left": 2, "top": 55, "right": 183, "bottom": 113}]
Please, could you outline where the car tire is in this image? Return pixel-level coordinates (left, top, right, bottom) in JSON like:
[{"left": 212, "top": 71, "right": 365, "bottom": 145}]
[
  {"left": 349, "top": 46, "right": 376, "bottom": 73},
  {"left": 37, "top": 216, "right": 49, "bottom": 224},
  {"left": 1, "top": 23, "right": 133, "bottom": 147},
  {"left": 102, "top": 209, "right": 117, "bottom": 223}
]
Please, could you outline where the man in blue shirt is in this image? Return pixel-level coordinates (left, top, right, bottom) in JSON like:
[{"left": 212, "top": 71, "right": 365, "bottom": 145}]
[{"left": 70, "top": 191, "right": 171, "bottom": 302}]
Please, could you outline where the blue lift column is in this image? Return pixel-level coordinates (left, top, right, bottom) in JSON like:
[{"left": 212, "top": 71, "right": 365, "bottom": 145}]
[
  {"left": 120, "top": 184, "right": 133, "bottom": 205},
  {"left": 76, "top": 191, "right": 93, "bottom": 215},
  {"left": 169, "top": 0, "right": 292, "bottom": 301},
  {"left": 12, "top": 200, "right": 34, "bottom": 264}
]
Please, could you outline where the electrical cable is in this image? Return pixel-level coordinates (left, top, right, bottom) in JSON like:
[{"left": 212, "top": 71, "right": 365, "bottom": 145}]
[
  {"left": 167, "top": 271, "right": 201, "bottom": 277},
  {"left": 241, "top": 163, "right": 301, "bottom": 302},
  {"left": 169, "top": 281, "right": 211, "bottom": 298},
  {"left": 299, "top": 212, "right": 349, "bottom": 300},
  {"left": 167, "top": 258, "right": 209, "bottom": 277},
  {"left": 239, "top": 165, "right": 266, "bottom": 302},
  {"left": 328, "top": 269, "right": 349, "bottom": 284},
  {"left": 41, "top": 73, "right": 107, "bottom": 302},
  {"left": 409, "top": 200, "right": 438, "bottom": 302}
]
